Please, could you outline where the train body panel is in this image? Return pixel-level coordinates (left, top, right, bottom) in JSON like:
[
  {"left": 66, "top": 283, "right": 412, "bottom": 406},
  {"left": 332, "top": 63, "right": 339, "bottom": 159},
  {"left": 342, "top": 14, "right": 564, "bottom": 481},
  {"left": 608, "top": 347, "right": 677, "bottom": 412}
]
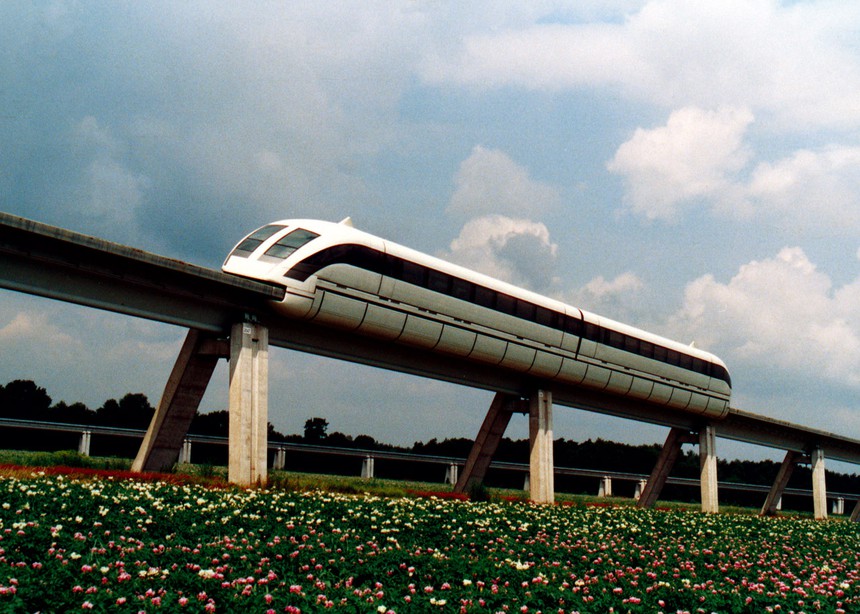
[{"left": 223, "top": 219, "right": 732, "bottom": 419}]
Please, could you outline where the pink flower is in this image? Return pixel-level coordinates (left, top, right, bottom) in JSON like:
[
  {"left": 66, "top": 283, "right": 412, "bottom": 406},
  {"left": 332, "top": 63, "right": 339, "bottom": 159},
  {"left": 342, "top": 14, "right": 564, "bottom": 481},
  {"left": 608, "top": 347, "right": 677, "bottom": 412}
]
[{"left": 178, "top": 597, "right": 188, "bottom": 606}]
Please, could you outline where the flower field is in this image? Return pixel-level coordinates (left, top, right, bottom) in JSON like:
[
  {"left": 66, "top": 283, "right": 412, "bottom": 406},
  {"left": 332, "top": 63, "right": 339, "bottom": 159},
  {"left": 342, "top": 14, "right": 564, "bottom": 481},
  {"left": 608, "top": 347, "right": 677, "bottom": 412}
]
[{"left": 1, "top": 472, "right": 859, "bottom": 613}]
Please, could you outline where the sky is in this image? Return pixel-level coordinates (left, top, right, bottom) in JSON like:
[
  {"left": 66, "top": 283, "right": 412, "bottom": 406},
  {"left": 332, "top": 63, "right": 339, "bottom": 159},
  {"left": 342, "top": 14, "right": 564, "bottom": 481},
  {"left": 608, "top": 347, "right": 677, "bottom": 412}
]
[{"left": 3, "top": 1, "right": 860, "bottom": 469}]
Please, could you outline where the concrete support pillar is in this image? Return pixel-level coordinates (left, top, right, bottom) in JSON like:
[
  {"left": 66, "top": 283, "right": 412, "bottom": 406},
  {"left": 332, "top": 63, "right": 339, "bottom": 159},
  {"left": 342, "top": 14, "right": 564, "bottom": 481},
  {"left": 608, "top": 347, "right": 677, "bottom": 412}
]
[
  {"left": 699, "top": 424, "right": 719, "bottom": 514},
  {"left": 445, "top": 463, "right": 459, "bottom": 485},
  {"left": 634, "top": 479, "right": 647, "bottom": 501},
  {"left": 832, "top": 497, "right": 845, "bottom": 515},
  {"left": 228, "top": 322, "right": 269, "bottom": 487},
  {"left": 274, "top": 447, "right": 286, "bottom": 471},
  {"left": 361, "top": 455, "right": 375, "bottom": 479},
  {"left": 133, "top": 329, "right": 225, "bottom": 473},
  {"left": 811, "top": 447, "right": 827, "bottom": 520},
  {"left": 528, "top": 389, "right": 554, "bottom": 504},
  {"left": 637, "top": 427, "right": 696, "bottom": 508},
  {"left": 179, "top": 439, "right": 192, "bottom": 465},
  {"left": 761, "top": 450, "right": 800, "bottom": 516},
  {"left": 598, "top": 476, "right": 612, "bottom": 497},
  {"left": 454, "top": 393, "right": 523, "bottom": 493},
  {"left": 78, "top": 430, "right": 91, "bottom": 456},
  {"left": 850, "top": 500, "right": 860, "bottom": 523}
]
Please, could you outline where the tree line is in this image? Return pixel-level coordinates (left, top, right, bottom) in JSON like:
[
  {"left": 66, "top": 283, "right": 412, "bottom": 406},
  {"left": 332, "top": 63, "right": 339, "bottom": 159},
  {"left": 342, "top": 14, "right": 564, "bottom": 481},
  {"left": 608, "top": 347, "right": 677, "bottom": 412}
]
[{"left": 1, "top": 379, "right": 859, "bottom": 508}]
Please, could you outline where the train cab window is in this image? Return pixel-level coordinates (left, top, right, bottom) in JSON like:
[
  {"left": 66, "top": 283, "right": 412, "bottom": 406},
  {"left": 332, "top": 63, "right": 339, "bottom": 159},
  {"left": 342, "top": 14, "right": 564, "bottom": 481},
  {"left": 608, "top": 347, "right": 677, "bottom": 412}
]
[
  {"left": 260, "top": 229, "right": 320, "bottom": 262},
  {"left": 231, "top": 224, "right": 287, "bottom": 257}
]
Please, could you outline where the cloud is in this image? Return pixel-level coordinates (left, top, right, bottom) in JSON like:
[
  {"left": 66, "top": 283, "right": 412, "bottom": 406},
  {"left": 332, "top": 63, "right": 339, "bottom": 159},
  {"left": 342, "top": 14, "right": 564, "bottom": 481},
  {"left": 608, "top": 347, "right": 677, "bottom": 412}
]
[
  {"left": 607, "top": 106, "right": 753, "bottom": 220},
  {"left": 424, "top": 0, "right": 860, "bottom": 128},
  {"left": 564, "top": 272, "right": 646, "bottom": 322},
  {"left": 742, "top": 146, "right": 860, "bottom": 231},
  {"left": 448, "top": 146, "right": 560, "bottom": 218},
  {"left": 667, "top": 247, "right": 860, "bottom": 388},
  {"left": 443, "top": 216, "right": 558, "bottom": 292},
  {"left": 608, "top": 107, "right": 860, "bottom": 231},
  {"left": 70, "top": 117, "right": 151, "bottom": 234}
]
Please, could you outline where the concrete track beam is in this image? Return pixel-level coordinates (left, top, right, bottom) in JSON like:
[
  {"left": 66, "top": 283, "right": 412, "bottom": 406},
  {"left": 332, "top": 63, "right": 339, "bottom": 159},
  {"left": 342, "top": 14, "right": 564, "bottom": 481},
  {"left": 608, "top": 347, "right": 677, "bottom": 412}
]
[
  {"left": 132, "top": 329, "right": 225, "bottom": 473},
  {"left": 760, "top": 450, "right": 801, "bottom": 517},
  {"left": 454, "top": 392, "right": 523, "bottom": 494},
  {"left": 637, "top": 427, "right": 697, "bottom": 509},
  {"left": 228, "top": 322, "right": 269, "bottom": 487},
  {"left": 529, "top": 390, "right": 554, "bottom": 504}
]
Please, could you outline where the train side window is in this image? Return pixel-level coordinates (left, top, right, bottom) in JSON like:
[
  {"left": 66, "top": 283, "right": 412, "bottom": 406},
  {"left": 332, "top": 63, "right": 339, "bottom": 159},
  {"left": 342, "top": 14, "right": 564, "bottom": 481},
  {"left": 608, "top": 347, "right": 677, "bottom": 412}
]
[
  {"left": 535, "top": 307, "right": 556, "bottom": 328},
  {"left": 563, "top": 316, "right": 583, "bottom": 336},
  {"left": 640, "top": 341, "right": 654, "bottom": 359},
  {"left": 624, "top": 335, "right": 640, "bottom": 354},
  {"left": 679, "top": 353, "right": 693, "bottom": 370},
  {"left": 427, "top": 270, "right": 451, "bottom": 294},
  {"left": 384, "top": 254, "right": 403, "bottom": 278},
  {"left": 654, "top": 345, "right": 668, "bottom": 362},
  {"left": 607, "top": 330, "right": 625, "bottom": 349},
  {"left": 402, "top": 261, "right": 426, "bottom": 286},
  {"left": 496, "top": 294, "right": 516, "bottom": 315},
  {"left": 516, "top": 299, "right": 536, "bottom": 320},
  {"left": 451, "top": 278, "right": 473, "bottom": 301},
  {"left": 583, "top": 322, "right": 600, "bottom": 342},
  {"left": 474, "top": 286, "right": 495, "bottom": 309}
]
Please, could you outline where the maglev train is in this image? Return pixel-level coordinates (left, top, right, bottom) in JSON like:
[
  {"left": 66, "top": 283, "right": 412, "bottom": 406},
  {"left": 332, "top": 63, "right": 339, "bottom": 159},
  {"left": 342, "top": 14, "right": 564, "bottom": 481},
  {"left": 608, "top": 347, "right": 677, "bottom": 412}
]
[{"left": 223, "top": 218, "right": 731, "bottom": 419}]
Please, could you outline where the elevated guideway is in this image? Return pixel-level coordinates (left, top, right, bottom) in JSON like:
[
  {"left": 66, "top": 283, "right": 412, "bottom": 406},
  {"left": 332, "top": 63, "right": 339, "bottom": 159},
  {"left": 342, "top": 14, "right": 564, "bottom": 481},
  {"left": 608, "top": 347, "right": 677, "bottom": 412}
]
[{"left": 1, "top": 211, "right": 858, "bottom": 516}]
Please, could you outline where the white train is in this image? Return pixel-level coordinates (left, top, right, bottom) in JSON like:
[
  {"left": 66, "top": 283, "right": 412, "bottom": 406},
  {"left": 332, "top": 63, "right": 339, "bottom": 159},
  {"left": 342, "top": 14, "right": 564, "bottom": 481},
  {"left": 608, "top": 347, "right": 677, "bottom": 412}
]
[{"left": 223, "top": 218, "right": 731, "bottom": 419}]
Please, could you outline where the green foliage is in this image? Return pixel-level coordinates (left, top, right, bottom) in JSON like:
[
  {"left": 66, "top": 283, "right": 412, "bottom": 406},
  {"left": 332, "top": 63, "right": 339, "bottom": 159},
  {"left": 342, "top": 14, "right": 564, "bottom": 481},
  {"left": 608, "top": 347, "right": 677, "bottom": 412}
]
[{"left": 303, "top": 416, "right": 329, "bottom": 442}]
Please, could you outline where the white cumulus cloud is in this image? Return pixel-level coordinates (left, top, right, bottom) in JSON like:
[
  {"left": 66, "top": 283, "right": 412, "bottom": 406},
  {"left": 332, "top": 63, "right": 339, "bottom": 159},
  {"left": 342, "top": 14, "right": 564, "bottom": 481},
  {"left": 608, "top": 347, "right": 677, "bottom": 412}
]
[
  {"left": 667, "top": 247, "right": 860, "bottom": 387},
  {"left": 425, "top": 0, "right": 860, "bottom": 128},
  {"left": 448, "top": 145, "right": 560, "bottom": 218},
  {"left": 443, "top": 215, "right": 558, "bottom": 292},
  {"left": 607, "top": 106, "right": 753, "bottom": 220}
]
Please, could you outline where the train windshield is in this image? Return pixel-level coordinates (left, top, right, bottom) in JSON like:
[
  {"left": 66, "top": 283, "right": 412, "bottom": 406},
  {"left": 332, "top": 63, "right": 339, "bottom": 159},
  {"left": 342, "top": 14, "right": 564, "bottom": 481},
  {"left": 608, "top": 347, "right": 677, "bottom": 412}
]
[
  {"left": 231, "top": 224, "right": 286, "bottom": 258},
  {"left": 259, "top": 228, "right": 320, "bottom": 262}
]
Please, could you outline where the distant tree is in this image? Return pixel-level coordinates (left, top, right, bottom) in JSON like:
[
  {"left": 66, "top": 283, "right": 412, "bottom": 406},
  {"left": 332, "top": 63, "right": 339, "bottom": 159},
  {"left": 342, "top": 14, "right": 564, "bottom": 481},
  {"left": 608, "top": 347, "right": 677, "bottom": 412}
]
[
  {"left": 0, "top": 380, "right": 52, "bottom": 420},
  {"left": 190, "top": 410, "right": 230, "bottom": 437},
  {"left": 303, "top": 417, "right": 329, "bottom": 442},
  {"left": 52, "top": 401, "right": 96, "bottom": 424},
  {"left": 96, "top": 394, "right": 154, "bottom": 429},
  {"left": 353, "top": 434, "right": 377, "bottom": 449}
]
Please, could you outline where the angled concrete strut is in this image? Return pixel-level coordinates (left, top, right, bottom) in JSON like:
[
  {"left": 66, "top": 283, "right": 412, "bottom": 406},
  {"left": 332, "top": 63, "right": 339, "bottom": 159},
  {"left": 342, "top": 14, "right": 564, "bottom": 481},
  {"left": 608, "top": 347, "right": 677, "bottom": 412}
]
[{"left": 132, "top": 329, "right": 227, "bottom": 472}]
